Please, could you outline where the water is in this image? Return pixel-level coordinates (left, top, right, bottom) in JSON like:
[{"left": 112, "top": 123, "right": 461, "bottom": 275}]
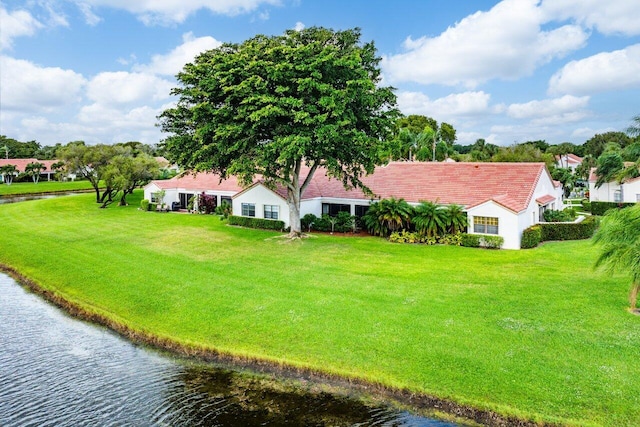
[
  {"left": 0, "top": 274, "right": 459, "bottom": 426},
  {"left": 0, "top": 192, "right": 85, "bottom": 204}
]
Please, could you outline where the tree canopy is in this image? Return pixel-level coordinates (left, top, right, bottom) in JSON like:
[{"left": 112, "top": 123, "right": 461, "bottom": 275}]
[{"left": 159, "top": 27, "right": 398, "bottom": 235}]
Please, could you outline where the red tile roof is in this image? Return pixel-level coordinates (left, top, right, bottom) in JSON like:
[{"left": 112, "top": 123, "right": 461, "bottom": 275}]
[
  {"left": 536, "top": 194, "right": 556, "bottom": 205},
  {"left": 301, "top": 162, "right": 548, "bottom": 213},
  {"left": 154, "top": 162, "right": 550, "bottom": 214},
  {"left": 555, "top": 153, "right": 583, "bottom": 165},
  {"left": 151, "top": 172, "right": 244, "bottom": 192},
  {"left": 0, "top": 158, "right": 57, "bottom": 173}
]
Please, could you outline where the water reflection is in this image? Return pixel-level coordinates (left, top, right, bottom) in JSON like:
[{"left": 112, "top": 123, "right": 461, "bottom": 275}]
[
  {"left": 0, "top": 192, "right": 83, "bottom": 204},
  {"left": 0, "top": 274, "right": 458, "bottom": 426}
]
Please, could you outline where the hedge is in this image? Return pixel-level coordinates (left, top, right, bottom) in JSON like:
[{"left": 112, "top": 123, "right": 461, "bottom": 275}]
[
  {"left": 521, "top": 216, "right": 598, "bottom": 248},
  {"left": 140, "top": 199, "right": 150, "bottom": 211},
  {"left": 590, "top": 201, "right": 635, "bottom": 216},
  {"left": 460, "top": 233, "right": 503, "bottom": 249},
  {"left": 540, "top": 216, "right": 598, "bottom": 241},
  {"left": 521, "top": 225, "right": 542, "bottom": 249},
  {"left": 228, "top": 215, "right": 285, "bottom": 231}
]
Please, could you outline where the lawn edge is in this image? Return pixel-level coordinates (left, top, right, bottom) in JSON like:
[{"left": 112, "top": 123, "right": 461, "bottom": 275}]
[{"left": 0, "top": 263, "right": 560, "bottom": 427}]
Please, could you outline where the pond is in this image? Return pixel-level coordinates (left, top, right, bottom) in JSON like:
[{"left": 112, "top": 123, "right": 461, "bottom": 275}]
[
  {"left": 0, "top": 273, "right": 460, "bottom": 426},
  {"left": 0, "top": 192, "right": 86, "bottom": 204}
]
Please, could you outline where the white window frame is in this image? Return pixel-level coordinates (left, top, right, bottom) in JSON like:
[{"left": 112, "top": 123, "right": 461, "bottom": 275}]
[
  {"left": 264, "top": 205, "right": 279, "bottom": 220},
  {"left": 473, "top": 216, "right": 499, "bottom": 235},
  {"left": 241, "top": 203, "right": 256, "bottom": 217}
]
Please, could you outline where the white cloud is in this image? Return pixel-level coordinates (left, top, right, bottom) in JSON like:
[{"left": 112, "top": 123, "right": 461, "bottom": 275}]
[
  {"left": 0, "top": 56, "right": 86, "bottom": 111},
  {"left": 383, "top": 0, "right": 588, "bottom": 87},
  {"left": 549, "top": 44, "right": 640, "bottom": 95},
  {"left": 77, "top": 0, "right": 281, "bottom": 25},
  {"left": 571, "top": 126, "right": 616, "bottom": 139},
  {"left": 86, "top": 71, "right": 174, "bottom": 106},
  {"left": 133, "top": 32, "right": 222, "bottom": 76},
  {"left": 77, "top": 2, "right": 102, "bottom": 26},
  {"left": 0, "top": 6, "right": 43, "bottom": 51},
  {"left": 294, "top": 21, "right": 305, "bottom": 31},
  {"left": 397, "top": 91, "right": 494, "bottom": 119},
  {"left": 540, "top": 0, "right": 640, "bottom": 36},
  {"left": 507, "top": 95, "right": 590, "bottom": 120}
]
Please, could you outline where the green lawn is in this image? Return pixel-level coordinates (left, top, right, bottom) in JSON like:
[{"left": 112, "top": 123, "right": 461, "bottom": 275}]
[
  {"left": 1, "top": 192, "right": 638, "bottom": 426},
  {"left": 0, "top": 180, "right": 97, "bottom": 196}
]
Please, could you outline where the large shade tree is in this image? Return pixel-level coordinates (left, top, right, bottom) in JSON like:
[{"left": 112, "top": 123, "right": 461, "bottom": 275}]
[{"left": 159, "top": 27, "right": 398, "bottom": 236}]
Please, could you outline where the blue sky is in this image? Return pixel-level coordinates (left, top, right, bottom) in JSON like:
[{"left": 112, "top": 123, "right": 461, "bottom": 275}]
[{"left": 1, "top": 0, "right": 639, "bottom": 148}]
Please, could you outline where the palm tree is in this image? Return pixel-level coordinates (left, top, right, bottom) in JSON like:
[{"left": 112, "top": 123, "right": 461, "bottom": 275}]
[
  {"left": 444, "top": 204, "right": 468, "bottom": 234},
  {"left": 413, "top": 201, "right": 447, "bottom": 238},
  {"left": 363, "top": 197, "right": 413, "bottom": 236},
  {"left": 593, "top": 204, "right": 640, "bottom": 311},
  {"left": 626, "top": 114, "right": 640, "bottom": 137},
  {"left": 0, "top": 164, "right": 17, "bottom": 185},
  {"left": 25, "top": 161, "right": 46, "bottom": 183}
]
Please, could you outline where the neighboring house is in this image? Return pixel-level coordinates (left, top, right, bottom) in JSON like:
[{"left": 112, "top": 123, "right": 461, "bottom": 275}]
[
  {"left": 155, "top": 156, "right": 181, "bottom": 174},
  {"left": 146, "top": 162, "right": 563, "bottom": 249},
  {"left": 555, "top": 153, "right": 582, "bottom": 172},
  {"left": 588, "top": 167, "right": 640, "bottom": 203},
  {"left": 0, "top": 158, "right": 58, "bottom": 183},
  {"left": 144, "top": 172, "right": 243, "bottom": 209}
]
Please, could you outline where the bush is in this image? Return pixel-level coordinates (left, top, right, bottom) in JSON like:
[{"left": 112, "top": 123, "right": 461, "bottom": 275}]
[
  {"left": 581, "top": 199, "right": 591, "bottom": 213},
  {"left": 149, "top": 203, "right": 157, "bottom": 212},
  {"left": 389, "top": 230, "right": 425, "bottom": 243},
  {"left": 543, "top": 209, "right": 575, "bottom": 222},
  {"left": 480, "top": 235, "right": 504, "bottom": 249},
  {"left": 438, "top": 233, "right": 462, "bottom": 246},
  {"left": 198, "top": 193, "right": 216, "bottom": 214},
  {"left": 140, "top": 199, "right": 150, "bottom": 211},
  {"left": 301, "top": 213, "right": 317, "bottom": 232},
  {"left": 215, "top": 203, "right": 232, "bottom": 219},
  {"left": 460, "top": 233, "right": 481, "bottom": 248},
  {"left": 539, "top": 216, "right": 598, "bottom": 241},
  {"left": 460, "top": 233, "right": 503, "bottom": 249},
  {"left": 521, "top": 225, "right": 542, "bottom": 249},
  {"left": 591, "top": 201, "right": 635, "bottom": 216},
  {"left": 228, "top": 215, "right": 285, "bottom": 231}
]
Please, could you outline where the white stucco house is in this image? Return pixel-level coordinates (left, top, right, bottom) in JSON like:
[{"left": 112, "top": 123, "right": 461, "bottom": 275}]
[
  {"left": 555, "top": 153, "right": 583, "bottom": 172},
  {"left": 144, "top": 162, "right": 563, "bottom": 249},
  {"left": 588, "top": 167, "right": 640, "bottom": 203}
]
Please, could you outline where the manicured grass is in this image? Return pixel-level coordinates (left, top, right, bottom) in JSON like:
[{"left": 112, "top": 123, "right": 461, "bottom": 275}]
[
  {"left": 1, "top": 192, "right": 638, "bottom": 426},
  {"left": 0, "top": 180, "right": 97, "bottom": 196}
]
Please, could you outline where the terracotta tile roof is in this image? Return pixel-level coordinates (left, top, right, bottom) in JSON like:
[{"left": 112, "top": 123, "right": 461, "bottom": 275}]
[
  {"left": 0, "top": 158, "right": 57, "bottom": 173},
  {"left": 151, "top": 172, "right": 244, "bottom": 192},
  {"left": 301, "top": 162, "right": 548, "bottom": 213},
  {"left": 536, "top": 194, "right": 556, "bottom": 205},
  {"left": 155, "top": 162, "right": 550, "bottom": 214},
  {"left": 555, "top": 153, "right": 582, "bottom": 165}
]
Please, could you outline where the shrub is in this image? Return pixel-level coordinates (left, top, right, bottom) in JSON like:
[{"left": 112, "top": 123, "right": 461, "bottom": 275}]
[
  {"left": 438, "top": 233, "right": 462, "bottom": 246},
  {"left": 215, "top": 203, "right": 232, "bottom": 219},
  {"left": 198, "top": 193, "right": 216, "bottom": 214},
  {"left": 301, "top": 213, "right": 317, "bottom": 232},
  {"left": 460, "top": 233, "right": 481, "bottom": 248},
  {"left": 140, "top": 199, "right": 150, "bottom": 211},
  {"left": 335, "top": 211, "right": 356, "bottom": 233},
  {"left": 581, "top": 199, "right": 591, "bottom": 213},
  {"left": 543, "top": 209, "right": 574, "bottom": 222},
  {"left": 149, "top": 203, "right": 157, "bottom": 212},
  {"left": 539, "top": 216, "right": 598, "bottom": 241},
  {"left": 480, "top": 235, "right": 504, "bottom": 249},
  {"left": 590, "top": 201, "right": 635, "bottom": 216},
  {"left": 228, "top": 215, "right": 285, "bottom": 231},
  {"left": 389, "top": 230, "right": 423, "bottom": 243},
  {"left": 521, "top": 225, "right": 542, "bottom": 249}
]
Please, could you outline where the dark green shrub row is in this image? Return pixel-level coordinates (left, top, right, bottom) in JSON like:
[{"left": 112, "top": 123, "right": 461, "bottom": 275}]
[
  {"left": 521, "top": 225, "right": 542, "bottom": 249},
  {"left": 543, "top": 208, "right": 575, "bottom": 222},
  {"left": 521, "top": 216, "right": 598, "bottom": 248},
  {"left": 228, "top": 215, "right": 285, "bottom": 231},
  {"left": 590, "top": 201, "right": 635, "bottom": 216},
  {"left": 581, "top": 199, "right": 591, "bottom": 212},
  {"left": 540, "top": 216, "right": 598, "bottom": 241},
  {"left": 460, "top": 233, "right": 504, "bottom": 249},
  {"left": 389, "top": 231, "right": 463, "bottom": 245}
]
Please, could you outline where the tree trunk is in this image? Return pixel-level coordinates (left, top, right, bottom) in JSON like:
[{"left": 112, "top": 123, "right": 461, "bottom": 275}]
[
  {"left": 288, "top": 197, "right": 302, "bottom": 237},
  {"left": 94, "top": 187, "right": 101, "bottom": 203},
  {"left": 629, "top": 282, "right": 639, "bottom": 309}
]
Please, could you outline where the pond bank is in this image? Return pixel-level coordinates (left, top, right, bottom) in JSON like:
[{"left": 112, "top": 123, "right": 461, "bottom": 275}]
[{"left": 0, "top": 263, "right": 550, "bottom": 427}]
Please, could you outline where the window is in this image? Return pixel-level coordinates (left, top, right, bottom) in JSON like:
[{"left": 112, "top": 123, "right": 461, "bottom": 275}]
[
  {"left": 354, "top": 205, "right": 369, "bottom": 217},
  {"left": 221, "top": 196, "right": 232, "bottom": 206},
  {"left": 636, "top": 194, "right": 640, "bottom": 202},
  {"left": 614, "top": 190, "right": 622, "bottom": 203},
  {"left": 264, "top": 205, "right": 279, "bottom": 220},
  {"left": 322, "top": 203, "right": 351, "bottom": 216},
  {"left": 241, "top": 203, "right": 255, "bottom": 217},
  {"left": 474, "top": 216, "right": 499, "bottom": 234}
]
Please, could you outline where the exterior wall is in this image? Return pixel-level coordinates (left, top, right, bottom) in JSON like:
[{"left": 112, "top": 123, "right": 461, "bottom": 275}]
[
  {"left": 466, "top": 202, "right": 520, "bottom": 249},
  {"left": 301, "top": 197, "right": 372, "bottom": 217},
  {"left": 589, "top": 180, "right": 640, "bottom": 203},
  {"left": 233, "top": 185, "right": 290, "bottom": 227}
]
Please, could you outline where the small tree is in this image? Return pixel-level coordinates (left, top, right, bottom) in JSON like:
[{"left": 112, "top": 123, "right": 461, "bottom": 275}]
[
  {"left": 363, "top": 197, "right": 412, "bottom": 236},
  {"left": 593, "top": 204, "right": 640, "bottom": 311},
  {"left": 444, "top": 204, "right": 468, "bottom": 234},
  {"left": 25, "top": 162, "right": 45, "bottom": 183},
  {"left": 0, "top": 164, "right": 17, "bottom": 185},
  {"left": 51, "top": 161, "right": 65, "bottom": 181},
  {"left": 413, "top": 201, "right": 447, "bottom": 238}
]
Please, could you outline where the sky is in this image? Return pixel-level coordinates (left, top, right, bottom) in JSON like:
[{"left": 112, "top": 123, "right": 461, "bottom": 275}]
[{"left": 1, "top": 0, "right": 639, "bottom": 148}]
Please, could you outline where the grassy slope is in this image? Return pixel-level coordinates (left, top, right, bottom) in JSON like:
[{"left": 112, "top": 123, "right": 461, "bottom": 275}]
[
  {"left": 0, "top": 180, "right": 97, "bottom": 196},
  {"left": 1, "top": 192, "right": 638, "bottom": 426}
]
